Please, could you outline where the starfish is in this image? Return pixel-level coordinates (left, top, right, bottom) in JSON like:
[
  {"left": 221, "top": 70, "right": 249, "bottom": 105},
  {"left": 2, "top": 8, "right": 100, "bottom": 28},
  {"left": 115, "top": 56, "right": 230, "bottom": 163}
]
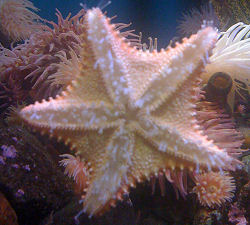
[{"left": 19, "top": 8, "right": 241, "bottom": 216}]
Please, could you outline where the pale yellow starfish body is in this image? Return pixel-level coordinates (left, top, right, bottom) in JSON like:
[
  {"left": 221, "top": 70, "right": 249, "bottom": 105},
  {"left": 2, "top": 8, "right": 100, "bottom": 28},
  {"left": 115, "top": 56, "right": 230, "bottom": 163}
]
[{"left": 19, "top": 8, "right": 242, "bottom": 216}]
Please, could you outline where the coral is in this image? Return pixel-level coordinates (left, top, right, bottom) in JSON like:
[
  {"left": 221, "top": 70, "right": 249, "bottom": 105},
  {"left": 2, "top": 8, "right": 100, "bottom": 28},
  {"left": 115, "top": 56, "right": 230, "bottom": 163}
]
[
  {"left": 0, "top": 0, "right": 43, "bottom": 41},
  {"left": 228, "top": 203, "right": 247, "bottom": 225},
  {"left": 193, "top": 172, "right": 236, "bottom": 207}
]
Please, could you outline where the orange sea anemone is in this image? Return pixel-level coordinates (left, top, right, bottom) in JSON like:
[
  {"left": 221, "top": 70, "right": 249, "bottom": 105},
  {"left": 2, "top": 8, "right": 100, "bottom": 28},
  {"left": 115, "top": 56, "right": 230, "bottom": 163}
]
[
  {"left": 60, "top": 154, "right": 90, "bottom": 191},
  {"left": 193, "top": 172, "right": 236, "bottom": 207},
  {"left": 0, "top": 0, "right": 43, "bottom": 41}
]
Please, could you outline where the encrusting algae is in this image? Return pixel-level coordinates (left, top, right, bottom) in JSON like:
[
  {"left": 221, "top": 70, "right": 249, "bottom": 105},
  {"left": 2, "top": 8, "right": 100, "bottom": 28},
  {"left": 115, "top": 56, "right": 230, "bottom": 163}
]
[
  {"left": 211, "top": 0, "right": 250, "bottom": 28},
  {"left": 17, "top": 7, "right": 245, "bottom": 217}
]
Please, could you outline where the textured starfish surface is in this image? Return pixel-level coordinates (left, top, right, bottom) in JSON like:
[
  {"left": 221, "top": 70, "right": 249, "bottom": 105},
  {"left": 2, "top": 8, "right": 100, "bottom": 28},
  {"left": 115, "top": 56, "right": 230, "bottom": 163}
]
[{"left": 19, "top": 8, "right": 241, "bottom": 216}]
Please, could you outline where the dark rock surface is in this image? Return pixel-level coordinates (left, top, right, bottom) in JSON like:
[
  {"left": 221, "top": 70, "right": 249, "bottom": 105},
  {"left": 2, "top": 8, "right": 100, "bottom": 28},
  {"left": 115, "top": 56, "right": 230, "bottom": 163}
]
[{"left": 0, "top": 122, "right": 74, "bottom": 225}]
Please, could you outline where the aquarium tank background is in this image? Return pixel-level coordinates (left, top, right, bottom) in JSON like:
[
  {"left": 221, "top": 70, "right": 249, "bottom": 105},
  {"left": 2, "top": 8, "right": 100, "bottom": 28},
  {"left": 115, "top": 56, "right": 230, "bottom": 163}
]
[
  {"left": 33, "top": 0, "right": 201, "bottom": 48},
  {"left": 0, "top": 0, "right": 249, "bottom": 225}
]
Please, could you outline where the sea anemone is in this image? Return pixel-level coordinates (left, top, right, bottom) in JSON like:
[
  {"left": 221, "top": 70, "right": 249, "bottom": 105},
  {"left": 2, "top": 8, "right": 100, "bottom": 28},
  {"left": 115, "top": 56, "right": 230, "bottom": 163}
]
[
  {"left": 202, "top": 22, "right": 250, "bottom": 111},
  {"left": 0, "top": 43, "right": 18, "bottom": 70},
  {"left": 0, "top": 8, "right": 86, "bottom": 107},
  {"left": 0, "top": 6, "right": 145, "bottom": 106},
  {"left": 193, "top": 172, "right": 236, "bottom": 207},
  {"left": 191, "top": 76, "right": 243, "bottom": 207},
  {"left": 178, "top": 2, "right": 220, "bottom": 37},
  {"left": 0, "top": 0, "right": 43, "bottom": 41},
  {"left": 196, "top": 100, "right": 244, "bottom": 158},
  {"left": 0, "top": 44, "right": 29, "bottom": 111},
  {"left": 179, "top": 7, "right": 249, "bottom": 112},
  {"left": 0, "top": 72, "right": 28, "bottom": 112},
  {"left": 18, "top": 8, "right": 86, "bottom": 99},
  {"left": 47, "top": 48, "right": 82, "bottom": 89},
  {"left": 60, "top": 154, "right": 90, "bottom": 190}
]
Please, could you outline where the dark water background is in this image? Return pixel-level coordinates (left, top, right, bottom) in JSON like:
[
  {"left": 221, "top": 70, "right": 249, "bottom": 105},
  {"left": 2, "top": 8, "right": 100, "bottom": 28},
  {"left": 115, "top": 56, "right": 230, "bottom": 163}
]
[{"left": 33, "top": 0, "right": 202, "bottom": 48}]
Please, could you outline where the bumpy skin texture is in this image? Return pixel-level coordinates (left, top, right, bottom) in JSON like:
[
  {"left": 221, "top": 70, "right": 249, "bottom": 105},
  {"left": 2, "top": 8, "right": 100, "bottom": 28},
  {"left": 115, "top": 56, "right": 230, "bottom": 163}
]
[{"left": 19, "top": 8, "right": 242, "bottom": 216}]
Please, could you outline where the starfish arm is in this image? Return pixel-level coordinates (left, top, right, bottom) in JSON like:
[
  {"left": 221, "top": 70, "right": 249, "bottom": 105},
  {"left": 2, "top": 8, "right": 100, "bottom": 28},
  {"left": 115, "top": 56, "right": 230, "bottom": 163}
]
[
  {"left": 86, "top": 8, "right": 131, "bottom": 106},
  {"left": 85, "top": 9, "right": 167, "bottom": 105},
  {"left": 19, "top": 95, "right": 122, "bottom": 130},
  {"left": 136, "top": 27, "right": 218, "bottom": 112},
  {"left": 137, "top": 115, "right": 237, "bottom": 171},
  {"left": 83, "top": 127, "right": 134, "bottom": 216}
]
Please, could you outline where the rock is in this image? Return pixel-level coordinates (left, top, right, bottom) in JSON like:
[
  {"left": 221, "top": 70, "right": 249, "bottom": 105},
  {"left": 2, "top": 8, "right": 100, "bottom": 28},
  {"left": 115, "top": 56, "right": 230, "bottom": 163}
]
[
  {"left": 0, "top": 191, "right": 18, "bottom": 225},
  {"left": 0, "top": 122, "right": 74, "bottom": 224}
]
